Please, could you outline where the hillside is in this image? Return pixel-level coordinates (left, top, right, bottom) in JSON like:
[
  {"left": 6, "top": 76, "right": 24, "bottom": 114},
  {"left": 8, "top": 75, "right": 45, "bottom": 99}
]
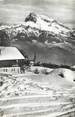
[{"left": 0, "top": 68, "right": 75, "bottom": 116}]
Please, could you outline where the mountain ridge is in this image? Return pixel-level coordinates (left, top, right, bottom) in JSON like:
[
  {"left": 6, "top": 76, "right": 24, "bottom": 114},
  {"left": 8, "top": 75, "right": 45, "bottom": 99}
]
[{"left": 0, "top": 12, "right": 75, "bottom": 65}]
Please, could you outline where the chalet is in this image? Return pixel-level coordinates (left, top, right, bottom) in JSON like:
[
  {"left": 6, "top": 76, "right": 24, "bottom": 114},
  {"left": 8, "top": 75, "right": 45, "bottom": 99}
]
[{"left": 0, "top": 47, "right": 27, "bottom": 74}]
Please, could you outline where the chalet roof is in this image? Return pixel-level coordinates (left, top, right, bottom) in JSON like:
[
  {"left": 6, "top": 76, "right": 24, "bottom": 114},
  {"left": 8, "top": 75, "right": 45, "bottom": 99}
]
[{"left": 0, "top": 47, "right": 25, "bottom": 60}]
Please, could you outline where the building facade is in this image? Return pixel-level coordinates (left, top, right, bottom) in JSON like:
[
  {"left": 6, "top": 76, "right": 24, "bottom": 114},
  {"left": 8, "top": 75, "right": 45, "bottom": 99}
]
[{"left": 0, "top": 47, "right": 26, "bottom": 74}]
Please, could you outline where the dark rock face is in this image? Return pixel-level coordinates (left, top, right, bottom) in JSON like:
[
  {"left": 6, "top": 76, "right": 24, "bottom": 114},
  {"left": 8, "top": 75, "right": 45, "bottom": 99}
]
[{"left": 25, "top": 12, "right": 37, "bottom": 23}]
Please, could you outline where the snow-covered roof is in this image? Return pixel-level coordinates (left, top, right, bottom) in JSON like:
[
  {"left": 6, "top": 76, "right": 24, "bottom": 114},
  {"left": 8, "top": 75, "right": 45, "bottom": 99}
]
[{"left": 0, "top": 47, "right": 25, "bottom": 60}]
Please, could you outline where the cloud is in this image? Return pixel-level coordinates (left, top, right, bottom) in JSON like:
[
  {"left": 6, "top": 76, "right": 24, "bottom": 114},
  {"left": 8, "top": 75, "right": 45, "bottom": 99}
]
[
  {"left": 0, "top": 0, "right": 74, "bottom": 28},
  {"left": 0, "top": 0, "right": 3, "bottom": 1}
]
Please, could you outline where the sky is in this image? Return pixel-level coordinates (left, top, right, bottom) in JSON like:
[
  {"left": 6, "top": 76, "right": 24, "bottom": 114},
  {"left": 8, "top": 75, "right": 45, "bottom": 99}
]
[{"left": 0, "top": 0, "right": 75, "bottom": 28}]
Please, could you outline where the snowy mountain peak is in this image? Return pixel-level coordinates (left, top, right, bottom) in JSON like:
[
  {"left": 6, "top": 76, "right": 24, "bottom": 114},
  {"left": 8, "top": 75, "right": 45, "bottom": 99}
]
[
  {"left": 24, "top": 12, "right": 70, "bottom": 35},
  {"left": 25, "top": 12, "right": 55, "bottom": 24}
]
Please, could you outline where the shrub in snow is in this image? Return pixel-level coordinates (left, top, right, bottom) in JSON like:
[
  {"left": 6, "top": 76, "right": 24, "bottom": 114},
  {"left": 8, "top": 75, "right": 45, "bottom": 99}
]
[
  {"left": 58, "top": 72, "right": 64, "bottom": 78},
  {"left": 34, "top": 68, "right": 39, "bottom": 74}
]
